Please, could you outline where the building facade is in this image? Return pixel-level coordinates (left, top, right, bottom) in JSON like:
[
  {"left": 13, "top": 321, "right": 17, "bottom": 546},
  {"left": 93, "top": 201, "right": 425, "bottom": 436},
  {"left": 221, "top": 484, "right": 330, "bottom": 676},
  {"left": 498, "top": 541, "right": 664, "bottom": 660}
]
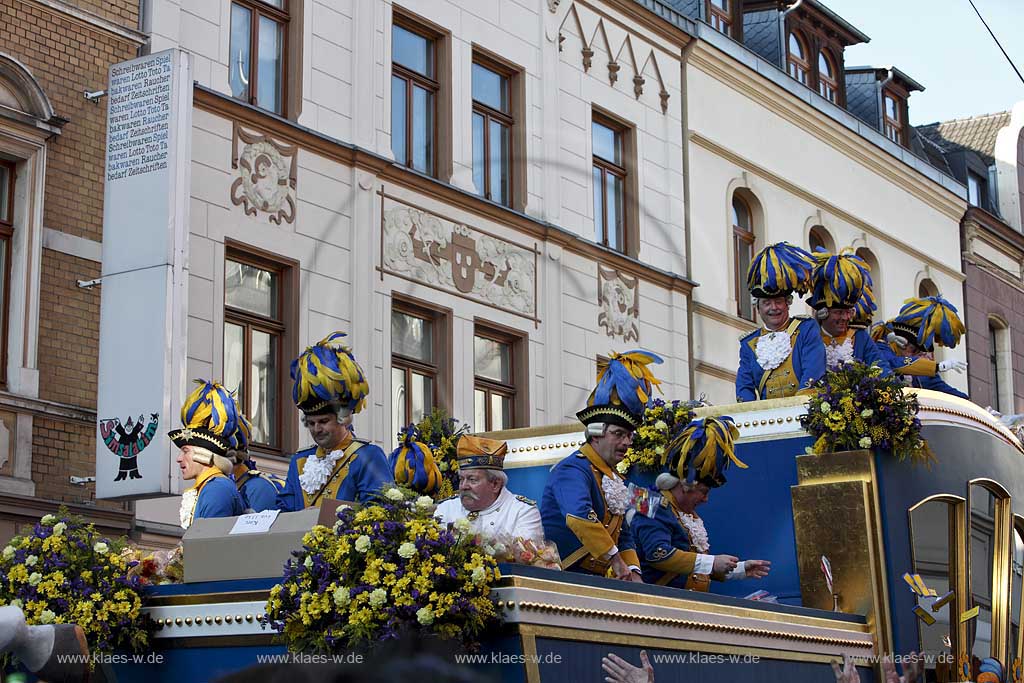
[
  {"left": 0, "top": 0, "right": 149, "bottom": 542},
  {"left": 0, "top": 0, "right": 974, "bottom": 540},
  {"left": 919, "top": 104, "right": 1024, "bottom": 414}
]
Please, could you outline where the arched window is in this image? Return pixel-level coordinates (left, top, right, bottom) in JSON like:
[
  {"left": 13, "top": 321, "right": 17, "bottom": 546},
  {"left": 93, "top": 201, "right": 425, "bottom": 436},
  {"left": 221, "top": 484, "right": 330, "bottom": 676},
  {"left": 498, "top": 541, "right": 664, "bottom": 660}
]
[
  {"left": 855, "top": 248, "right": 881, "bottom": 314},
  {"left": 732, "top": 194, "right": 754, "bottom": 321},
  {"left": 787, "top": 32, "right": 810, "bottom": 86},
  {"left": 910, "top": 495, "right": 966, "bottom": 675},
  {"left": 808, "top": 225, "right": 834, "bottom": 254},
  {"left": 988, "top": 317, "right": 1013, "bottom": 412},
  {"left": 918, "top": 278, "right": 939, "bottom": 299},
  {"left": 817, "top": 51, "right": 838, "bottom": 103}
]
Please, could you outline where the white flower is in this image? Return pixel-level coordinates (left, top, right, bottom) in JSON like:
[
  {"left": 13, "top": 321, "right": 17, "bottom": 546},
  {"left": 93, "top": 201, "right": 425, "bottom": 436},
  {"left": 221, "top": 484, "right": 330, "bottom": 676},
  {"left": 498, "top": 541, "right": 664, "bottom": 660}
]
[
  {"left": 600, "top": 474, "right": 631, "bottom": 516},
  {"left": 677, "top": 512, "right": 710, "bottom": 553},
  {"left": 859, "top": 437, "right": 873, "bottom": 448},
  {"left": 754, "top": 331, "right": 792, "bottom": 372},
  {"left": 368, "top": 588, "right": 387, "bottom": 608},
  {"left": 416, "top": 606, "right": 434, "bottom": 625},
  {"left": 25, "top": 555, "right": 37, "bottom": 567},
  {"left": 385, "top": 488, "right": 404, "bottom": 501},
  {"left": 2, "top": 546, "right": 14, "bottom": 561},
  {"left": 654, "top": 446, "right": 665, "bottom": 456},
  {"left": 398, "top": 542, "right": 417, "bottom": 559},
  {"left": 492, "top": 543, "right": 507, "bottom": 557},
  {"left": 28, "top": 572, "right": 41, "bottom": 586},
  {"left": 52, "top": 522, "right": 67, "bottom": 536},
  {"left": 415, "top": 496, "right": 434, "bottom": 511},
  {"left": 93, "top": 542, "right": 109, "bottom": 554},
  {"left": 40, "top": 514, "right": 56, "bottom": 525},
  {"left": 824, "top": 339, "right": 855, "bottom": 371},
  {"left": 471, "top": 566, "right": 486, "bottom": 585},
  {"left": 861, "top": 409, "right": 874, "bottom": 418},
  {"left": 820, "top": 402, "right": 831, "bottom": 414},
  {"left": 654, "top": 420, "right": 668, "bottom": 432},
  {"left": 333, "top": 587, "right": 350, "bottom": 608},
  {"left": 38, "top": 610, "right": 55, "bottom": 624},
  {"left": 298, "top": 449, "right": 348, "bottom": 495},
  {"left": 355, "top": 535, "right": 371, "bottom": 553},
  {"left": 453, "top": 518, "right": 472, "bottom": 534},
  {"left": 333, "top": 519, "right": 345, "bottom": 532},
  {"left": 804, "top": 446, "right": 815, "bottom": 455},
  {"left": 304, "top": 556, "right": 313, "bottom": 569},
  {"left": 8, "top": 598, "right": 22, "bottom": 609}
]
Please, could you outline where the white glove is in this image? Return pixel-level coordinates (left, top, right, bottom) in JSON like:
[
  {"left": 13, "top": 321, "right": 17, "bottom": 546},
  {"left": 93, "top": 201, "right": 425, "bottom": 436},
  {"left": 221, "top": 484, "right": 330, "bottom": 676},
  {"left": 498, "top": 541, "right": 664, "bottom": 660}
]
[
  {"left": 938, "top": 359, "right": 967, "bottom": 374},
  {"left": 886, "top": 332, "right": 907, "bottom": 349}
]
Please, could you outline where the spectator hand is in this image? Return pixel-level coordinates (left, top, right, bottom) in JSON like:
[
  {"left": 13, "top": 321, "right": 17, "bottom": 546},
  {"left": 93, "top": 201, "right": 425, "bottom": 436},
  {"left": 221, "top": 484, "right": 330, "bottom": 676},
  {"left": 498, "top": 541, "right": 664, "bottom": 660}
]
[
  {"left": 830, "top": 654, "right": 859, "bottom": 683},
  {"left": 602, "top": 651, "right": 655, "bottom": 683},
  {"left": 938, "top": 359, "right": 967, "bottom": 374},
  {"left": 712, "top": 554, "right": 739, "bottom": 575},
  {"left": 744, "top": 559, "right": 771, "bottom": 579}
]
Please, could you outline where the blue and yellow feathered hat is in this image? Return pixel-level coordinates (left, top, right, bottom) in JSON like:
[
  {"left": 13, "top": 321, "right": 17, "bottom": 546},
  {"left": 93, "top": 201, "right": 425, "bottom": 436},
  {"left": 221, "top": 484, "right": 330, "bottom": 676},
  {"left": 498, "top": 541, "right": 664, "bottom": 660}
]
[
  {"left": 456, "top": 435, "right": 508, "bottom": 470},
  {"left": 577, "top": 350, "right": 663, "bottom": 430},
  {"left": 806, "top": 249, "right": 874, "bottom": 310},
  {"left": 665, "top": 416, "right": 747, "bottom": 488},
  {"left": 850, "top": 285, "right": 877, "bottom": 329},
  {"left": 891, "top": 296, "right": 965, "bottom": 351},
  {"left": 747, "top": 242, "right": 815, "bottom": 299},
  {"left": 290, "top": 332, "right": 369, "bottom": 416},
  {"left": 168, "top": 379, "right": 241, "bottom": 457},
  {"left": 227, "top": 405, "right": 254, "bottom": 463},
  {"left": 388, "top": 426, "right": 442, "bottom": 495}
]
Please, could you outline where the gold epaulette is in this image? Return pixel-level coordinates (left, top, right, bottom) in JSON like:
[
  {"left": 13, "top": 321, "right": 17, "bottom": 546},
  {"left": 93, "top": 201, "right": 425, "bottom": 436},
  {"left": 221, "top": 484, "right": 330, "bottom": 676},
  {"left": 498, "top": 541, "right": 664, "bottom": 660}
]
[{"left": 515, "top": 495, "right": 536, "bottom": 506}]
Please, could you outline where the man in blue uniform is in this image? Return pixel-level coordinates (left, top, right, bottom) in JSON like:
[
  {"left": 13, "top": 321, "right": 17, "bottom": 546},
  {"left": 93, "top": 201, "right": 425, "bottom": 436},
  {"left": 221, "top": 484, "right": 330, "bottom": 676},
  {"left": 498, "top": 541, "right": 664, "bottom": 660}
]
[
  {"left": 541, "top": 351, "right": 662, "bottom": 581},
  {"left": 168, "top": 380, "right": 246, "bottom": 529},
  {"left": 228, "top": 411, "right": 284, "bottom": 512},
  {"left": 632, "top": 416, "right": 770, "bottom": 590},
  {"left": 874, "top": 296, "right": 969, "bottom": 399},
  {"left": 737, "top": 242, "right": 826, "bottom": 401},
  {"left": 806, "top": 250, "right": 890, "bottom": 374},
  {"left": 277, "top": 332, "right": 393, "bottom": 511}
]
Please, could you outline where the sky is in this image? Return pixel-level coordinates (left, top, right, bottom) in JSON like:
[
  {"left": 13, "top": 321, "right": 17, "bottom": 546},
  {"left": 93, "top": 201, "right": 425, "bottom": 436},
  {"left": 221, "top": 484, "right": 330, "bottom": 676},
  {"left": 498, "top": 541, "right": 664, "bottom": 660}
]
[{"left": 824, "top": 0, "right": 1024, "bottom": 125}]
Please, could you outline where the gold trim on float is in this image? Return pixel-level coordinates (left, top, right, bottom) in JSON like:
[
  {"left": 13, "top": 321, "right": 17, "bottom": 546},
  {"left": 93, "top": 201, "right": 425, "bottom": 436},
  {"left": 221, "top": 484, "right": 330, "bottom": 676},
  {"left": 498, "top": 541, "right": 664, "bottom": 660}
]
[
  {"left": 694, "top": 395, "right": 809, "bottom": 417},
  {"left": 519, "top": 624, "right": 867, "bottom": 665},
  {"left": 497, "top": 576, "right": 870, "bottom": 632},
  {"left": 145, "top": 590, "right": 271, "bottom": 607},
  {"left": 512, "top": 601, "right": 871, "bottom": 648},
  {"left": 521, "top": 631, "right": 541, "bottom": 683}
]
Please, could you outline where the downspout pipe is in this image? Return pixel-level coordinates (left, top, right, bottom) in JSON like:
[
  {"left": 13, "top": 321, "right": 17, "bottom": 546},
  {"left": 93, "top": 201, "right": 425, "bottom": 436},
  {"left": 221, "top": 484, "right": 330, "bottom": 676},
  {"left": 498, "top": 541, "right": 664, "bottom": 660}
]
[
  {"left": 779, "top": 0, "right": 804, "bottom": 67},
  {"left": 680, "top": 38, "right": 698, "bottom": 399}
]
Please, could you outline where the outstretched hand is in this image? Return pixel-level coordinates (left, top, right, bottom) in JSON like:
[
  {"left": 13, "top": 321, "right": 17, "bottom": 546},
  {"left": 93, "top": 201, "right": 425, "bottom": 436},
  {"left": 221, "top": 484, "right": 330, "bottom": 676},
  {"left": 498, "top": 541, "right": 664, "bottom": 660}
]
[
  {"left": 830, "top": 654, "right": 859, "bottom": 683},
  {"left": 602, "top": 651, "right": 655, "bottom": 683},
  {"left": 744, "top": 559, "right": 771, "bottom": 579}
]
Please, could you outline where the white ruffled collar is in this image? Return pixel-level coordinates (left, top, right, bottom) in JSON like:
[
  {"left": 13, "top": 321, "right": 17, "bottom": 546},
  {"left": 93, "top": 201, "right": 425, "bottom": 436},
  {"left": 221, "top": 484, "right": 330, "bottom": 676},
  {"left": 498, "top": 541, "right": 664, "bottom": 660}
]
[
  {"left": 824, "top": 336, "right": 855, "bottom": 370},
  {"left": 299, "top": 448, "right": 347, "bottom": 494},
  {"left": 754, "top": 329, "right": 792, "bottom": 371},
  {"left": 179, "top": 487, "right": 199, "bottom": 529},
  {"left": 676, "top": 510, "right": 710, "bottom": 553},
  {"left": 601, "top": 473, "right": 630, "bottom": 515}
]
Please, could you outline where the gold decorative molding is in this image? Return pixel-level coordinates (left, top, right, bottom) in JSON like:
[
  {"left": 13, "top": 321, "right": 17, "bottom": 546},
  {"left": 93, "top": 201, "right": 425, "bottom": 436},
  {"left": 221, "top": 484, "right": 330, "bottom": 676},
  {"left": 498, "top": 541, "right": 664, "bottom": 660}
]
[
  {"left": 690, "top": 131, "right": 964, "bottom": 282},
  {"left": 689, "top": 44, "right": 966, "bottom": 226}
]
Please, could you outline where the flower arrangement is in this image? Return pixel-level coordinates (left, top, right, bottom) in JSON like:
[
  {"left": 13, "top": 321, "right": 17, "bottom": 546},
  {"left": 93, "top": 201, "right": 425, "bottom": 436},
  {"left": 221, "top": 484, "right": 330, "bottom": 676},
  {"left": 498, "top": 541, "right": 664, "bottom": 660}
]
[
  {"left": 483, "top": 535, "right": 561, "bottom": 570},
  {"left": 263, "top": 486, "right": 500, "bottom": 653},
  {"left": 617, "top": 399, "right": 697, "bottom": 474},
  {"left": 414, "top": 408, "right": 471, "bottom": 500},
  {"left": 0, "top": 510, "right": 150, "bottom": 661},
  {"left": 800, "top": 362, "right": 934, "bottom": 464}
]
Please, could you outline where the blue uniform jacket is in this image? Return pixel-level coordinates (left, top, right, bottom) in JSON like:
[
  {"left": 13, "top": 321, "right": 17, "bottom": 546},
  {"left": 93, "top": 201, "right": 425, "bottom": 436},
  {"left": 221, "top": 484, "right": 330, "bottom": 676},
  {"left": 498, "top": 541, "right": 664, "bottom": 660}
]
[
  {"left": 540, "top": 447, "right": 638, "bottom": 571},
  {"left": 913, "top": 374, "right": 970, "bottom": 400},
  {"left": 736, "top": 318, "right": 826, "bottom": 402},
  {"left": 238, "top": 469, "right": 284, "bottom": 512},
  {"left": 277, "top": 442, "right": 394, "bottom": 512},
  {"left": 632, "top": 499, "right": 698, "bottom": 589},
  {"left": 195, "top": 476, "right": 245, "bottom": 519}
]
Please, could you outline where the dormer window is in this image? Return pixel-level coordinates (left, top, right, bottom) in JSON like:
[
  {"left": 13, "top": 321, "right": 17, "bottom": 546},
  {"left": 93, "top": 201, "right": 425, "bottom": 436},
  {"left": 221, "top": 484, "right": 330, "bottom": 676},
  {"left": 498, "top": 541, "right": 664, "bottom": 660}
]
[
  {"left": 707, "top": 0, "right": 732, "bottom": 36},
  {"left": 817, "top": 51, "right": 838, "bottom": 103},
  {"left": 883, "top": 91, "right": 905, "bottom": 145},
  {"left": 967, "top": 172, "right": 988, "bottom": 209},
  {"left": 787, "top": 32, "right": 810, "bottom": 86}
]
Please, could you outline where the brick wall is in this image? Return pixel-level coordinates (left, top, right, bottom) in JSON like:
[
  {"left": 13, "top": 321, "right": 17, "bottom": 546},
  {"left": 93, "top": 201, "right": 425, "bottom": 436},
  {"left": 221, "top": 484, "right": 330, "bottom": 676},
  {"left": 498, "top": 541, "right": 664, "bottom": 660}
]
[{"left": 963, "top": 262, "right": 1024, "bottom": 413}]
